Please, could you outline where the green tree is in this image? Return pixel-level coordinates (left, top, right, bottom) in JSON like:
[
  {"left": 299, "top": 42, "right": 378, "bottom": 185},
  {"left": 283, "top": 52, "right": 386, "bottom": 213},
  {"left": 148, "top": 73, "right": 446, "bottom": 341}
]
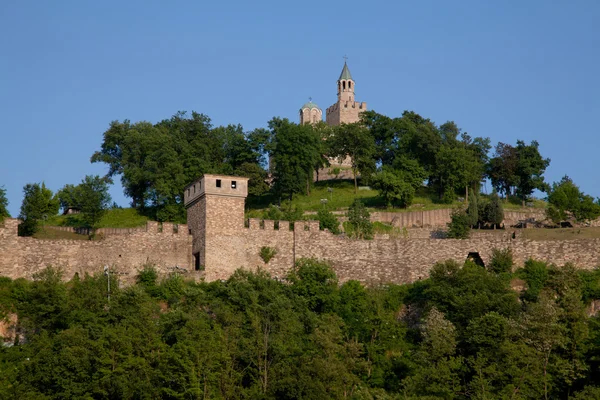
[
  {"left": 370, "top": 169, "right": 415, "bottom": 208},
  {"left": 483, "top": 189, "right": 504, "bottom": 228},
  {"left": 547, "top": 175, "right": 600, "bottom": 224},
  {"left": 488, "top": 248, "right": 513, "bottom": 274},
  {"left": 59, "top": 175, "right": 111, "bottom": 234},
  {"left": 316, "top": 206, "right": 340, "bottom": 234},
  {"left": 515, "top": 140, "right": 551, "bottom": 206},
  {"left": 466, "top": 189, "right": 479, "bottom": 227},
  {"left": 18, "top": 182, "right": 59, "bottom": 236},
  {"left": 268, "top": 118, "right": 321, "bottom": 200},
  {"left": 346, "top": 200, "right": 373, "bottom": 239},
  {"left": 486, "top": 142, "right": 519, "bottom": 198},
  {"left": 0, "top": 186, "right": 9, "bottom": 222},
  {"left": 447, "top": 209, "right": 470, "bottom": 239},
  {"left": 329, "top": 123, "right": 376, "bottom": 193}
]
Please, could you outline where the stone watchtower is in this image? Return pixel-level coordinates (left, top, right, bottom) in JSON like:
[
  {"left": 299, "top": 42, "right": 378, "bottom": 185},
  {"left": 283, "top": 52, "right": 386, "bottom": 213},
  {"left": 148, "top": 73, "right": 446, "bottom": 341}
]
[
  {"left": 184, "top": 174, "right": 248, "bottom": 272},
  {"left": 325, "top": 62, "right": 367, "bottom": 126}
]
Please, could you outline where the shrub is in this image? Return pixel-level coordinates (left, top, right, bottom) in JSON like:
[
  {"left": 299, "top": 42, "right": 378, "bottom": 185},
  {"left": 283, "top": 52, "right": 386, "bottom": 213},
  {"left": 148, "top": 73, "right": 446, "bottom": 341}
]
[
  {"left": 317, "top": 207, "right": 340, "bottom": 234},
  {"left": 447, "top": 210, "right": 470, "bottom": 239},
  {"left": 488, "top": 248, "right": 513, "bottom": 274},
  {"left": 259, "top": 246, "right": 278, "bottom": 264},
  {"left": 346, "top": 200, "right": 373, "bottom": 239}
]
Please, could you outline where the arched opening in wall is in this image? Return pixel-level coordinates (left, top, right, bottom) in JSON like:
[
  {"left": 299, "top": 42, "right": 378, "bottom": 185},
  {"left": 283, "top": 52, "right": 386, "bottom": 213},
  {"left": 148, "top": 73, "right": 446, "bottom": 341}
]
[
  {"left": 466, "top": 252, "right": 485, "bottom": 268},
  {"left": 349, "top": 81, "right": 352, "bottom": 89},
  {"left": 342, "top": 81, "right": 346, "bottom": 90}
]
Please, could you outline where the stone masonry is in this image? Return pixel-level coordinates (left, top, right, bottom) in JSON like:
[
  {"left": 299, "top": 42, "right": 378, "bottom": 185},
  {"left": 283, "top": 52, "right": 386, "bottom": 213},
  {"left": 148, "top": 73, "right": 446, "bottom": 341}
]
[{"left": 1, "top": 174, "right": 599, "bottom": 286}]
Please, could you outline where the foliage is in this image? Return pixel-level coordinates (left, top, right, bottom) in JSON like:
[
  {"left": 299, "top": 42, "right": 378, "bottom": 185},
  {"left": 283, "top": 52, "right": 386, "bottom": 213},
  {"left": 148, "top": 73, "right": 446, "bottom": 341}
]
[
  {"left": 329, "top": 123, "right": 376, "bottom": 193},
  {"left": 346, "top": 199, "right": 373, "bottom": 239},
  {"left": 18, "top": 182, "right": 59, "bottom": 236},
  {"left": 316, "top": 206, "right": 340, "bottom": 234},
  {"left": 514, "top": 140, "right": 551, "bottom": 204},
  {"left": 370, "top": 169, "right": 415, "bottom": 208},
  {"left": 447, "top": 209, "right": 470, "bottom": 239},
  {"left": 2, "top": 257, "right": 600, "bottom": 398},
  {"left": 547, "top": 175, "right": 600, "bottom": 224},
  {"left": 259, "top": 246, "right": 278, "bottom": 264},
  {"left": 58, "top": 175, "right": 112, "bottom": 233},
  {"left": 483, "top": 189, "right": 504, "bottom": 227},
  {"left": 268, "top": 117, "right": 321, "bottom": 200},
  {"left": 466, "top": 189, "right": 478, "bottom": 226},
  {"left": 91, "top": 112, "right": 267, "bottom": 221},
  {"left": 489, "top": 248, "right": 514, "bottom": 274},
  {"left": 0, "top": 186, "right": 9, "bottom": 222}
]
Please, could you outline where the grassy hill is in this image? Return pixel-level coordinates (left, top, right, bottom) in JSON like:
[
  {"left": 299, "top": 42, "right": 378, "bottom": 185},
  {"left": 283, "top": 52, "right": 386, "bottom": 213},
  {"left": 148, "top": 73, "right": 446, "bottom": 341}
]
[
  {"left": 45, "top": 208, "right": 149, "bottom": 229},
  {"left": 247, "top": 179, "right": 546, "bottom": 218}
]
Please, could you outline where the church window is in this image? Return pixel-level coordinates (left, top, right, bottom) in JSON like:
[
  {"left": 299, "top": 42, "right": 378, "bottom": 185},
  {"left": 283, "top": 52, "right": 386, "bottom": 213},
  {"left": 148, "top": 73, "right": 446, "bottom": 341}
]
[
  {"left": 343, "top": 81, "right": 346, "bottom": 90},
  {"left": 349, "top": 81, "right": 352, "bottom": 89}
]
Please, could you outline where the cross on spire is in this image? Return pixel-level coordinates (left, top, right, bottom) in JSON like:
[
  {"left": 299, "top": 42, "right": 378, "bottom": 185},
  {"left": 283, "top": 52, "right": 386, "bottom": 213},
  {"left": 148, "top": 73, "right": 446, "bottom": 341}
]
[
  {"left": 309, "top": 96, "right": 312, "bottom": 102},
  {"left": 343, "top": 54, "right": 348, "bottom": 63}
]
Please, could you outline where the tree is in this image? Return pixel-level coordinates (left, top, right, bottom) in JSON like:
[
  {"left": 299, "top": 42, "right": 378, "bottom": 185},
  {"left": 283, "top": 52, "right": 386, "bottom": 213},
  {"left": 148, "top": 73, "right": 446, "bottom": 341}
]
[
  {"left": 329, "top": 123, "right": 376, "bottom": 193},
  {"left": 466, "top": 189, "right": 478, "bottom": 227},
  {"left": 317, "top": 206, "right": 341, "bottom": 234},
  {"left": 547, "top": 176, "right": 600, "bottom": 224},
  {"left": 346, "top": 200, "right": 373, "bottom": 239},
  {"left": 434, "top": 145, "right": 482, "bottom": 202},
  {"left": 514, "top": 140, "right": 551, "bottom": 206},
  {"left": 370, "top": 170, "right": 415, "bottom": 208},
  {"left": 0, "top": 186, "right": 9, "bottom": 222},
  {"left": 268, "top": 118, "right": 321, "bottom": 200},
  {"left": 447, "top": 209, "right": 470, "bottom": 239},
  {"left": 486, "top": 142, "right": 519, "bottom": 198},
  {"left": 77, "top": 176, "right": 111, "bottom": 234},
  {"left": 483, "top": 190, "right": 504, "bottom": 228},
  {"left": 18, "top": 182, "right": 59, "bottom": 236}
]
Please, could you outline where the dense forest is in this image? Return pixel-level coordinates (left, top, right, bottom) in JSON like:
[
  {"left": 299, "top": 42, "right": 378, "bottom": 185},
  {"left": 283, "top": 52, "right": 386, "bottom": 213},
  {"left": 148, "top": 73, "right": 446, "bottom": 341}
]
[{"left": 3, "top": 256, "right": 600, "bottom": 399}]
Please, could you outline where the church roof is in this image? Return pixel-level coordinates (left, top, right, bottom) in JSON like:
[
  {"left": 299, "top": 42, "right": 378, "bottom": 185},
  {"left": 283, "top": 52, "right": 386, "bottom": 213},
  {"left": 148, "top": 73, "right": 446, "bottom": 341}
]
[
  {"left": 338, "top": 62, "right": 353, "bottom": 81},
  {"left": 301, "top": 101, "right": 321, "bottom": 110}
]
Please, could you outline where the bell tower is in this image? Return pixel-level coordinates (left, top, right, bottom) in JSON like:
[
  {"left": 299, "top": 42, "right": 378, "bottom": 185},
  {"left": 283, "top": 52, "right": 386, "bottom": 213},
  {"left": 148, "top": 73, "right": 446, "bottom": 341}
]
[{"left": 326, "top": 59, "right": 367, "bottom": 126}]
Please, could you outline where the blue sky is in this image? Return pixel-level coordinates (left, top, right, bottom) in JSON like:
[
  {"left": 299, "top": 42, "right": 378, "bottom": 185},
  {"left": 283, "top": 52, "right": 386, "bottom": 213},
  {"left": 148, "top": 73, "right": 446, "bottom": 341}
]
[{"left": 1, "top": 1, "right": 599, "bottom": 216}]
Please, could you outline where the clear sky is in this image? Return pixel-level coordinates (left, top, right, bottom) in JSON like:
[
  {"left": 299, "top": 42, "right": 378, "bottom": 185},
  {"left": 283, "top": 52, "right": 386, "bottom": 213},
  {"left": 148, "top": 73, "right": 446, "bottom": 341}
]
[{"left": 1, "top": 1, "right": 599, "bottom": 216}]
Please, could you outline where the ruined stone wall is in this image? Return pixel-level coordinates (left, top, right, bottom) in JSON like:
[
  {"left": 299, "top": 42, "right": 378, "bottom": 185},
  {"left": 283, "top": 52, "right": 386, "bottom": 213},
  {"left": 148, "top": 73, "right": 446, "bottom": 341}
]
[{"left": 0, "top": 219, "right": 193, "bottom": 284}]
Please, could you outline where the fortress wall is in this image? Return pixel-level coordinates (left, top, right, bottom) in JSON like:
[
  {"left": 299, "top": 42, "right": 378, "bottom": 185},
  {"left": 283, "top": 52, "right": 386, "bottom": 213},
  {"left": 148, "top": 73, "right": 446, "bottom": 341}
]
[
  {"left": 0, "top": 219, "right": 193, "bottom": 283},
  {"left": 205, "top": 219, "right": 295, "bottom": 281},
  {"left": 369, "top": 208, "right": 547, "bottom": 228}
]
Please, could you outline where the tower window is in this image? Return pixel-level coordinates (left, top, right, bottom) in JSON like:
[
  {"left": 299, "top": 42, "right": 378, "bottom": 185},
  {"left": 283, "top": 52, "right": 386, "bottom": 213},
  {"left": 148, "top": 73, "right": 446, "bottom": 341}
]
[
  {"left": 343, "top": 81, "right": 346, "bottom": 90},
  {"left": 349, "top": 82, "right": 352, "bottom": 89},
  {"left": 231, "top": 180, "right": 237, "bottom": 189},
  {"left": 216, "top": 179, "right": 221, "bottom": 188}
]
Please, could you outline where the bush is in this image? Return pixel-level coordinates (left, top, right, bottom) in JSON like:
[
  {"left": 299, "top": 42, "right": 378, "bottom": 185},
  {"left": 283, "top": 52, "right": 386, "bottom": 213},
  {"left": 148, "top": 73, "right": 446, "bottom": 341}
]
[
  {"left": 488, "top": 248, "right": 513, "bottom": 274},
  {"left": 317, "top": 207, "right": 340, "bottom": 234},
  {"left": 447, "top": 210, "right": 470, "bottom": 239},
  {"left": 259, "top": 246, "right": 278, "bottom": 263},
  {"left": 346, "top": 200, "right": 373, "bottom": 239}
]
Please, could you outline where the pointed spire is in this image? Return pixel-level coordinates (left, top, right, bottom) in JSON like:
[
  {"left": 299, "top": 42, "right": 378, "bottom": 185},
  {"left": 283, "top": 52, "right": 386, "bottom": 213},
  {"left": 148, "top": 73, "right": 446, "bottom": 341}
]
[{"left": 339, "top": 61, "right": 353, "bottom": 81}]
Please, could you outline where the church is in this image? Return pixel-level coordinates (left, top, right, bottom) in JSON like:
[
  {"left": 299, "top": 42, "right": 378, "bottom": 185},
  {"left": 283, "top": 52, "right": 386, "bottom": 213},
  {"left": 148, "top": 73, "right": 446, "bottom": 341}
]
[
  {"left": 299, "top": 61, "right": 367, "bottom": 126},
  {"left": 298, "top": 61, "right": 368, "bottom": 180}
]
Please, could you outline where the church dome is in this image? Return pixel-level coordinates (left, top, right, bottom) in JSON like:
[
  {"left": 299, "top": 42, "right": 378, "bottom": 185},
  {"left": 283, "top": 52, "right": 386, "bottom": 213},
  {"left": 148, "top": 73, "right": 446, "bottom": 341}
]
[{"left": 301, "top": 101, "right": 321, "bottom": 110}]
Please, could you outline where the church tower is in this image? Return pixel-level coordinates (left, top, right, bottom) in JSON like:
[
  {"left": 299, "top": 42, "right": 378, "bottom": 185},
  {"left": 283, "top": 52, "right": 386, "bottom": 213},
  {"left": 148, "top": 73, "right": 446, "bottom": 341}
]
[{"left": 325, "top": 61, "right": 367, "bottom": 126}]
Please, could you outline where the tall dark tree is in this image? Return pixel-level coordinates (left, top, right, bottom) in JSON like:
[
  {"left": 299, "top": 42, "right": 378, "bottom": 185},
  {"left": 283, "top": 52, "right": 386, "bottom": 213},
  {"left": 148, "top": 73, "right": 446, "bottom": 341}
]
[
  {"left": 514, "top": 140, "right": 551, "bottom": 205},
  {"left": 18, "top": 182, "right": 59, "bottom": 236},
  {"left": 486, "top": 142, "right": 519, "bottom": 198},
  {"left": 268, "top": 118, "right": 321, "bottom": 200}
]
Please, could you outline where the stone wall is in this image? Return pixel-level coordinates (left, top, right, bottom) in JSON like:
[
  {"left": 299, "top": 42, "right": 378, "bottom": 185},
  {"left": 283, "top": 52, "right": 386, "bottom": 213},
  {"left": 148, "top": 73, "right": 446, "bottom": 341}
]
[
  {"left": 203, "top": 219, "right": 600, "bottom": 285},
  {"left": 367, "top": 208, "right": 547, "bottom": 228},
  {"left": 0, "top": 219, "right": 193, "bottom": 284}
]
